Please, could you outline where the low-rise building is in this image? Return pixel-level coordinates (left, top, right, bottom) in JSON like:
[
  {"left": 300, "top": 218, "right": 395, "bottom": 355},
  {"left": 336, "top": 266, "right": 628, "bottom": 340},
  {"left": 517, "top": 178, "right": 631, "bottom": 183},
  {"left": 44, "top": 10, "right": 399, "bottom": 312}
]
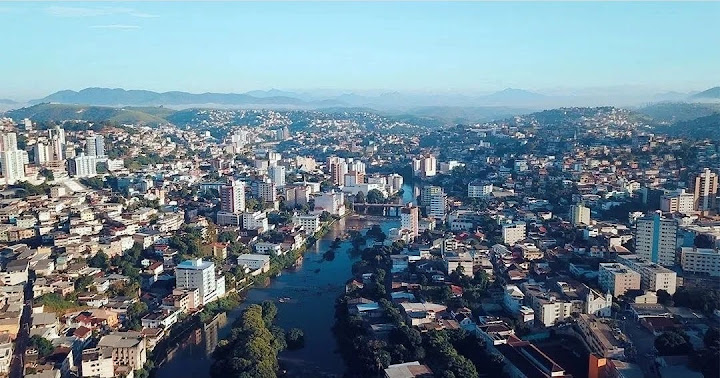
[
  {"left": 680, "top": 247, "right": 720, "bottom": 277},
  {"left": 97, "top": 332, "right": 147, "bottom": 370},
  {"left": 577, "top": 314, "right": 625, "bottom": 359}
]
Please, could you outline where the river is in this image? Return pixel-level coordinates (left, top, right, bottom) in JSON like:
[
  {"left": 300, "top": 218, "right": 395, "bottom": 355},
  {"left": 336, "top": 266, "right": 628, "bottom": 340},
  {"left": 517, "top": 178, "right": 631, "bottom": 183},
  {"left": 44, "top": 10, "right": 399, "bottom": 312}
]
[{"left": 154, "top": 183, "right": 415, "bottom": 378}]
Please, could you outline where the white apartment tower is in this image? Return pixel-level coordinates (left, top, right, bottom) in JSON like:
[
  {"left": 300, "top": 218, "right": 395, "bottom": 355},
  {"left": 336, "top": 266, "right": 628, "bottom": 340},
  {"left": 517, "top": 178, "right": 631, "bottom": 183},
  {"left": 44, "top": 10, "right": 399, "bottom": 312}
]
[
  {"left": 268, "top": 164, "right": 286, "bottom": 188},
  {"left": 69, "top": 153, "right": 97, "bottom": 178},
  {"left": 175, "top": 258, "right": 223, "bottom": 306}
]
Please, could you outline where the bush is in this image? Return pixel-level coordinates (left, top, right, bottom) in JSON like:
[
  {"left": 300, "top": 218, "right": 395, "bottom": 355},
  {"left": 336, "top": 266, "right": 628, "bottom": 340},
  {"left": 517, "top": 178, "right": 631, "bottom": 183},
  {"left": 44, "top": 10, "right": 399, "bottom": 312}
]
[{"left": 286, "top": 328, "right": 305, "bottom": 350}]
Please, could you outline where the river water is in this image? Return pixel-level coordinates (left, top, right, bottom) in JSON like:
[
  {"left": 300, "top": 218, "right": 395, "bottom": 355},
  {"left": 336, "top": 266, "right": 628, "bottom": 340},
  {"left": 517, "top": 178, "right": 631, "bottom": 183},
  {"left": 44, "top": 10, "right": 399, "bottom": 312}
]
[{"left": 154, "top": 183, "right": 415, "bottom": 378}]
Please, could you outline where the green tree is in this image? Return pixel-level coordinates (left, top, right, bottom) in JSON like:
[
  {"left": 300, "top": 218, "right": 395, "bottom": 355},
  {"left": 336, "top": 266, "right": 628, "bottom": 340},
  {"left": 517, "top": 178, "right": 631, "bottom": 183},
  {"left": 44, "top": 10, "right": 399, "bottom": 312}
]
[
  {"left": 655, "top": 330, "right": 693, "bottom": 356},
  {"left": 29, "top": 335, "right": 54, "bottom": 357},
  {"left": 366, "top": 189, "right": 385, "bottom": 204},
  {"left": 88, "top": 252, "right": 109, "bottom": 270},
  {"left": 286, "top": 328, "right": 305, "bottom": 350},
  {"left": 355, "top": 191, "right": 365, "bottom": 203}
]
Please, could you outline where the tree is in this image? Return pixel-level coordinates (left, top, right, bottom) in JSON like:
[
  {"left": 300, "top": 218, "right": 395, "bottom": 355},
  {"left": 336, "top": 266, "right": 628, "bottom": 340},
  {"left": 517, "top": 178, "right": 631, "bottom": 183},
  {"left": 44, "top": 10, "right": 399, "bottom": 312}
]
[
  {"left": 366, "top": 189, "right": 385, "bottom": 204},
  {"left": 39, "top": 168, "right": 54, "bottom": 181},
  {"left": 355, "top": 191, "right": 365, "bottom": 203},
  {"left": 694, "top": 234, "right": 714, "bottom": 248},
  {"left": 657, "top": 289, "right": 673, "bottom": 306},
  {"left": 29, "top": 335, "right": 54, "bottom": 357},
  {"left": 74, "top": 275, "right": 94, "bottom": 292},
  {"left": 88, "top": 252, "right": 109, "bottom": 270},
  {"left": 261, "top": 300, "right": 278, "bottom": 327},
  {"left": 655, "top": 330, "right": 693, "bottom": 356},
  {"left": 286, "top": 328, "right": 305, "bottom": 350}
]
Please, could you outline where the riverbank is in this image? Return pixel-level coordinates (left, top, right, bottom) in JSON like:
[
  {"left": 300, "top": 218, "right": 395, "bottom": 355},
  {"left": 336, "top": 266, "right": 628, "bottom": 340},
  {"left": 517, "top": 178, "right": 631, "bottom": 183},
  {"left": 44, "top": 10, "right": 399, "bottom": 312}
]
[{"left": 154, "top": 215, "right": 400, "bottom": 378}]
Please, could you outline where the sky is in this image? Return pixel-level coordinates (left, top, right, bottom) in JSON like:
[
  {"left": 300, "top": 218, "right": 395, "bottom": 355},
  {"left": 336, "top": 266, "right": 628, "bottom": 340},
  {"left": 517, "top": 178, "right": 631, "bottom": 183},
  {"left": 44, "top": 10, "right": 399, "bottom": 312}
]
[{"left": 0, "top": 1, "right": 719, "bottom": 100}]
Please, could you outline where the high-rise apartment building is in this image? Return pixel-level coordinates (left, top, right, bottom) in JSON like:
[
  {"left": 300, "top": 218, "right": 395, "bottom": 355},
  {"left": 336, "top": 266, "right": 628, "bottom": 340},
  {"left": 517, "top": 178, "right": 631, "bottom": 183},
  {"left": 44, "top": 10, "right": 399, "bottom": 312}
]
[
  {"left": 400, "top": 205, "right": 420, "bottom": 239},
  {"left": 175, "top": 258, "right": 224, "bottom": 306},
  {"left": 34, "top": 142, "right": 51, "bottom": 165},
  {"left": 502, "top": 222, "right": 527, "bottom": 246},
  {"left": 257, "top": 181, "right": 277, "bottom": 203},
  {"left": 68, "top": 153, "right": 97, "bottom": 178},
  {"left": 86, "top": 135, "right": 106, "bottom": 157},
  {"left": 693, "top": 168, "right": 718, "bottom": 212},
  {"left": 268, "top": 164, "right": 286, "bottom": 188},
  {"left": 570, "top": 203, "right": 591, "bottom": 226},
  {"left": 660, "top": 189, "right": 695, "bottom": 215},
  {"left": 220, "top": 181, "right": 246, "bottom": 213},
  {"left": 635, "top": 212, "right": 678, "bottom": 266},
  {"left": 0, "top": 133, "right": 27, "bottom": 184}
]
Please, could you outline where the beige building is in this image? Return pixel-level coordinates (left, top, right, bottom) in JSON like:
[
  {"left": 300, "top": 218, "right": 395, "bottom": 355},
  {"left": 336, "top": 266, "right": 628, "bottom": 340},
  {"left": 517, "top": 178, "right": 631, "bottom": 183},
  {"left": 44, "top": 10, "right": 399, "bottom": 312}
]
[
  {"left": 97, "top": 332, "right": 147, "bottom": 370},
  {"left": 693, "top": 168, "right": 718, "bottom": 212},
  {"left": 680, "top": 247, "right": 720, "bottom": 277},
  {"left": 598, "top": 263, "right": 641, "bottom": 297},
  {"left": 617, "top": 255, "right": 678, "bottom": 295}
]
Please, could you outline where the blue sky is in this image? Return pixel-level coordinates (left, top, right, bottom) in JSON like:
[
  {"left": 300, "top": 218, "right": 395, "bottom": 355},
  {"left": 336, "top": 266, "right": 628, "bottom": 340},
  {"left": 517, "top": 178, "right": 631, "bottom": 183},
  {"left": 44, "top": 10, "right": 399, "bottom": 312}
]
[{"left": 1, "top": 2, "right": 718, "bottom": 99}]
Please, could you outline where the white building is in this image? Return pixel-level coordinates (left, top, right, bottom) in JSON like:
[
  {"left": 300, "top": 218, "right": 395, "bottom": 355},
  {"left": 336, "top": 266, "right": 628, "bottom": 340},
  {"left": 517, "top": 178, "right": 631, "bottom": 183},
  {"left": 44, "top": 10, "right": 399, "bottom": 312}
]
[
  {"left": 468, "top": 181, "right": 493, "bottom": 198},
  {"left": 86, "top": 135, "right": 105, "bottom": 157},
  {"left": 268, "top": 164, "right": 286, "bottom": 188},
  {"left": 34, "top": 143, "right": 51, "bottom": 165},
  {"left": 660, "top": 189, "right": 695, "bottom": 215},
  {"left": 314, "top": 191, "right": 345, "bottom": 216},
  {"left": 680, "top": 247, "right": 720, "bottom": 277},
  {"left": 81, "top": 348, "right": 114, "bottom": 378},
  {"left": 69, "top": 153, "right": 97, "bottom": 178},
  {"left": 293, "top": 213, "right": 320, "bottom": 235},
  {"left": 635, "top": 212, "right": 677, "bottom": 266},
  {"left": 97, "top": 332, "right": 147, "bottom": 370},
  {"left": 254, "top": 242, "right": 283, "bottom": 256},
  {"left": 598, "top": 263, "right": 641, "bottom": 297},
  {"left": 503, "top": 284, "right": 525, "bottom": 314},
  {"left": 237, "top": 254, "right": 271, "bottom": 275},
  {"left": 175, "top": 259, "right": 224, "bottom": 306},
  {"left": 502, "top": 222, "right": 526, "bottom": 245},
  {"left": 570, "top": 203, "right": 591, "bottom": 226},
  {"left": 242, "top": 211, "right": 268, "bottom": 233},
  {"left": 693, "top": 168, "right": 718, "bottom": 212}
]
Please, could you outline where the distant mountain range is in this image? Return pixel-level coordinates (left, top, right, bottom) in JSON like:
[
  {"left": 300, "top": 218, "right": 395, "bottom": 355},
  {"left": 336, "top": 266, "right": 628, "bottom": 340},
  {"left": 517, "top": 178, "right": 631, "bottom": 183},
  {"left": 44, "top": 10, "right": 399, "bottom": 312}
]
[
  {"left": 24, "top": 87, "right": 558, "bottom": 110},
  {"left": 690, "top": 86, "right": 720, "bottom": 100}
]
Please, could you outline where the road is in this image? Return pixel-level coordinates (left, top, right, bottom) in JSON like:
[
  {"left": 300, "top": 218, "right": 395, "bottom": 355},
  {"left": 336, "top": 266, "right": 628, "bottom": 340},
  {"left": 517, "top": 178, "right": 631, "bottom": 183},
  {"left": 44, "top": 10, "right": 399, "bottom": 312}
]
[
  {"left": 9, "top": 282, "right": 32, "bottom": 378},
  {"left": 621, "top": 315, "right": 659, "bottom": 378}
]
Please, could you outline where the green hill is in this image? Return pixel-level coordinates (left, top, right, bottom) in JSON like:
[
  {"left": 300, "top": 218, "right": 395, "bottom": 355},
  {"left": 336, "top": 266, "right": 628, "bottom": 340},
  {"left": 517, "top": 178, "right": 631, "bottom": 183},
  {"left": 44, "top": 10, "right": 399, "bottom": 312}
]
[
  {"left": 655, "top": 113, "right": 720, "bottom": 139},
  {"left": 6, "top": 103, "right": 169, "bottom": 125},
  {"left": 637, "top": 102, "right": 720, "bottom": 123}
]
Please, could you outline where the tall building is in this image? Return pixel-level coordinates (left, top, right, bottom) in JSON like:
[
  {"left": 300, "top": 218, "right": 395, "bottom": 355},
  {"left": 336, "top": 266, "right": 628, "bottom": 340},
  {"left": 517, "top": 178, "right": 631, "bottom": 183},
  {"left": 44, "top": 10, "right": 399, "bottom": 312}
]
[
  {"left": 175, "top": 258, "right": 224, "bottom": 306},
  {"left": 327, "top": 156, "right": 348, "bottom": 186},
  {"left": 400, "top": 205, "right": 420, "bottom": 239},
  {"left": 0, "top": 133, "right": 28, "bottom": 184},
  {"left": 635, "top": 212, "right": 678, "bottom": 266},
  {"left": 0, "top": 133, "right": 17, "bottom": 152},
  {"left": 34, "top": 142, "right": 51, "bottom": 165},
  {"left": 220, "top": 181, "right": 246, "bottom": 213},
  {"left": 693, "top": 168, "right": 718, "bottom": 212},
  {"left": 660, "top": 189, "right": 695, "bottom": 215},
  {"left": 86, "top": 135, "right": 106, "bottom": 157},
  {"left": 48, "top": 125, "right": 66, "bottom": 161},
  {"left": 570, "top": 203, "right": 591, "bottom": 226},
  {"left": 268, "top": 164, "right": 286, "bottom": 188},
  {"left": 428, "top": 190, "right": 446, "bottom": 220},
  {"left": 420, "top": 186, "right": 442, "bottom": 207},
  {"left": 242, "top": 211, "right": 269, "bottom": 232},
  {"left": 314, "top": 191, "right": 345, "bottom": 216},
  {"left": 257, "top": 181, "right": 277, "bottom": 203},
  {"left": 68, "top": 153, "right": 97, "bottom": 178},
  {"left": 468, "top": 180, "right": 493, "bottom": 198}
]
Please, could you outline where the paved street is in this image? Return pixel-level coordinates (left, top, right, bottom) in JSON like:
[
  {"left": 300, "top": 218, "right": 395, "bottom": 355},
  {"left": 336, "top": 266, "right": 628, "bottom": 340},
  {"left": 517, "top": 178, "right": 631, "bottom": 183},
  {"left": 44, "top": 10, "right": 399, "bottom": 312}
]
[
  {"left": 621, "top": 316, "right": 659, "bottom": 378},
  {"left": 9, "top": 283, "right": 32, "bottom": 378}
]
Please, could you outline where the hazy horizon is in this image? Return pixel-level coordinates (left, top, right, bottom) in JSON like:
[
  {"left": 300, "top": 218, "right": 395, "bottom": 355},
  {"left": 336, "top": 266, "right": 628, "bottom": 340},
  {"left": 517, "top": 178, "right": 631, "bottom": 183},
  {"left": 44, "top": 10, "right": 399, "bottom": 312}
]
[{"left": 1, "top": 2, "right": 719, "bottom": 100}]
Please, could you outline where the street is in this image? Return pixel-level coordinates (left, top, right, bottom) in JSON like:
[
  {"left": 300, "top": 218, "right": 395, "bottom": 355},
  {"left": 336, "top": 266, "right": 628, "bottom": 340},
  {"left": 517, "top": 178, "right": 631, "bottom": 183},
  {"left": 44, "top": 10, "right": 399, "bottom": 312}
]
[
  {"left": 621, "top": 316, "right": 659, "bottom": 378},
  {"left": 9, "top": 282, "right": 32, "bottom": 378}
]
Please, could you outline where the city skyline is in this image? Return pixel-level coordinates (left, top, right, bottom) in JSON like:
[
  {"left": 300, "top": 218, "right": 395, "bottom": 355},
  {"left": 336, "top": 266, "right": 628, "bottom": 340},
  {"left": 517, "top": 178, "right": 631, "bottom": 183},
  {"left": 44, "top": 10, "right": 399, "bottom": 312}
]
[{"left": 1, "top": 2, "right": 719, "bottom": 99}]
